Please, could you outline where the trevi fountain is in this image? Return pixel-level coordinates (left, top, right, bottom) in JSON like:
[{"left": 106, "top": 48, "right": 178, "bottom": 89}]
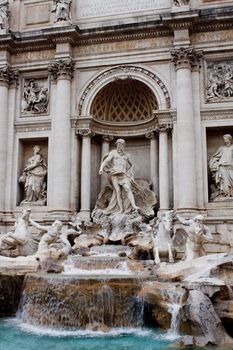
[{"left": 0, "top": 0, "right": 233, "bottom": 349}]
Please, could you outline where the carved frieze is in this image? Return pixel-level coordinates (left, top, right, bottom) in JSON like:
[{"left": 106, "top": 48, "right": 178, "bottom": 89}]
[
  {"left": 206, "top": 61, "right": 233, "bottom": 102},
  {"left": 21, "top": 78, "right": 49, "bottom": 115},
  {"left": 171, "top": 47, "right": 203, "bottom": 71},
  {"left": 48, "top": 59, "right": 75, "bottom": 81}
]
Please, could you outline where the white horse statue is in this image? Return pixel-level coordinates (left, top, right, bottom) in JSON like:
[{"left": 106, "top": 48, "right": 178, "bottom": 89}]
[{"left": 152, "top": 210, "right": 175, "bottom": 264}]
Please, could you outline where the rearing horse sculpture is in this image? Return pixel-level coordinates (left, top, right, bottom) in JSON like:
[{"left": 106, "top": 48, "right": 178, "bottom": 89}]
[{"left": 152, "top": 210, "right": 175, "bottom": 264}]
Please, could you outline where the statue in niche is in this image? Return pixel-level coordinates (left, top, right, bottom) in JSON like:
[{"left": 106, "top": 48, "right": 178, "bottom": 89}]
[
  {"left": 176, "top": 214, "right": 213, "bottom": 261},
  {"left": 209, "top": 134, "right": 233, "bottom": 201},
  {"left": 95, "top": 138, "right": 157, "bottom": 219},
  {"left": 0, "top": 1, "right": 9, "bottom": 31},
  {"left": 0, "top": 208, "right": 39, "bottom": 257},
  {"left": 19, "top": 145, "right": 47, "bottom": 205},
  {"left": 22, "top": 79, "right": 49, "bottom": 114},
  {"left": 52, "top": 0, "right": 72, "bottom": 22},
  {"left": 173, "top": 0, "right": 190, "bottom": 6},
  {"left": 207, "top": 62, "right": 233, "bottom": 101}
]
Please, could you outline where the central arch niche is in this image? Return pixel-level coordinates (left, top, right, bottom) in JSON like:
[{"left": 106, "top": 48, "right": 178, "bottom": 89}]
[{"left": 90, "top": 79, "right": 158, "bottom": 123}]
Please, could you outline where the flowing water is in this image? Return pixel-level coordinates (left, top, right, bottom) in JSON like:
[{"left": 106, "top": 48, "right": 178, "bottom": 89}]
[
  {"left": 0, "top": 318, "right": 172, "bottom": 350},
  {"left": 18, "top": 274, "right": 149, "bottom": 329}
]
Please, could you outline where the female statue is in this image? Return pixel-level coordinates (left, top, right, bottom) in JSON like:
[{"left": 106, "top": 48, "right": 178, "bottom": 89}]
[{"left": 19, "top": 145, "right": 47, "bottom": 204}]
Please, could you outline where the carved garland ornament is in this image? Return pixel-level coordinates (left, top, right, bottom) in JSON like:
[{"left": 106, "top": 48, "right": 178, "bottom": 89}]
[{"left": 78, "top": 65, "right": 171, "bottom": 115}]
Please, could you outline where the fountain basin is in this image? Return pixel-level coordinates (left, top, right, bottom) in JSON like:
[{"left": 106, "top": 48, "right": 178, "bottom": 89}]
[{"left": 19, "top": 273, "right": 152, "bottom": 330}]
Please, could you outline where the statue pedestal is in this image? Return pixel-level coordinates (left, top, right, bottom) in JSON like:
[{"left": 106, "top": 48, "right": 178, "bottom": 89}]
[{"left": 172, "top": 5, "right": 190, "bottom": 12}]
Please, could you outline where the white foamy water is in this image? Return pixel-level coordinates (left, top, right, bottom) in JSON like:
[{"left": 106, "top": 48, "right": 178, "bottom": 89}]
[
  {"left": 5, "top": 318, "right": 164, "bottom": 339},
  {"left": 63, "top": 260, "right": 133, "bottom": 275}
]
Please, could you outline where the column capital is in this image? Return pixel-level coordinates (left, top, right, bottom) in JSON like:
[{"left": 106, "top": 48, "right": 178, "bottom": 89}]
[
  {"left": 78, "top": 129, "right": 95, "bottom": 138},
  {"left": 145, "top": 131, "right": 156, "bottom": 140},
  {"left": 0, "top": 65, "right": 19, "bottom": 87},
  {"left": 155, "top": 123, "right": 173, "bottom": 133},
  {"left": 171, "top": 47, "right": 203, "bottom": 71},
  {"left": 102, "top": 135, "right": 114, "bottom": 143},
  {"left": 48, "top": 58, "right": 75, "bottom": 82}
]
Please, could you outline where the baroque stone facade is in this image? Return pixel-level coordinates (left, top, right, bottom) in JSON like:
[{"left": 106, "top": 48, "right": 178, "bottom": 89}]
[{"left": 0, "top": 0, "right": 233, "bottom": 256}]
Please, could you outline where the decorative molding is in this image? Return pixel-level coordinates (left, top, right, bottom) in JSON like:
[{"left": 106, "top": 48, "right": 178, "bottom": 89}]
[
  {"left": 0, "top": 65, "right": 19, "bottom": 86},
  {"left": 102, "top": 135, "right": 114, "bottom": 142},
  {"left": 78, "top": 65, "right": 171, "bottom": 116},
  {"left": 171, "top": 47, "right": 203, "bottom": 71},
  {"left": 155, "top": 123, "right": 173, "bottom": 133},
  {"left": 48, "top": 58, "right": 75, "bottom": 81},
  {"left": 14, "top": 120, "right": 51, "bottom": 133},
  {"left": 145, "top": 131, "right": 156, "bottom": 140},
  {"left": 78, "top": 129, "right": 95, "bottom": 138},
  {"left": 201, "top": 109, "right": 233, "bottom": 121}
]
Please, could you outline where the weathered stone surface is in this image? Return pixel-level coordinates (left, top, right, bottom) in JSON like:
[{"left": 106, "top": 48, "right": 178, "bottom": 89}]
[
  {"left": 19, "top": 274, "right": 148, "bottom": 329},
  {"left": 142, "top": 281, "right": 187, "bottom": 329},
  {"left": 0, "top": 275, "right": 24, "bottom": 316},
  {"left": 180, "top": 290, "right": 233, "bottom": 346},
  {"left": 156, "top": 253, "right": 233, "bottom": 283}
]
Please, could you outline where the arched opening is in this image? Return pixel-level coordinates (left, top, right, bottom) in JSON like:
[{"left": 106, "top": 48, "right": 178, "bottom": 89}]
[{"left": 90, "top": 79, "right": 158, "bottom": 123}]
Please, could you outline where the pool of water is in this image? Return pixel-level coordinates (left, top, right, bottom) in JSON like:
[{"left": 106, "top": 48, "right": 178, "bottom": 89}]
[{"left": 0, "top": 318, "right": 175, "bottom": 350}]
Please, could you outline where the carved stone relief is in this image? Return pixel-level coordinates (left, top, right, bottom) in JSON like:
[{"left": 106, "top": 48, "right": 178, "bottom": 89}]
[
  {"left": 21, "top": 78, "right": 49, "bottom": 115},
  {"left": 52, "top": 0, "right": 72, "bottom": 23},
  {"left": 0, "top": 0, "right": 9, "bottom": 31},
  {"left": 206, "top": 61, "right": 233, "bottom": 102},
  {"left": 173, "top": 0, "right": 190, "bottom": 6}
]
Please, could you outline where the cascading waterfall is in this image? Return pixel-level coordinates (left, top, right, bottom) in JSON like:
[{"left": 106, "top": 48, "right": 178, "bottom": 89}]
[
  {"left": 18, "top": 273, "right": 148, "bottom": 330},
  {"left": 167, "top": 289, "right": 185, "bottom": 336},
  {"left": 159, "top": 286, "right": 186, "bottom": 337}
]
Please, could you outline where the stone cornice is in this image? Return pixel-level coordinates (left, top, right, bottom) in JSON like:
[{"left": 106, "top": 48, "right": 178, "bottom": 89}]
[
  {"left": 75, "top": 112, "right": 173, "bottom": 138},
  {"left": 14, "top": 120, "right": 51, "bottom": 133},
  {"left": 201, "top": 109, "right": 233, "bottom": 121},
  {"left": 0, "top": 6, "right": 232, "bottom": 53}
]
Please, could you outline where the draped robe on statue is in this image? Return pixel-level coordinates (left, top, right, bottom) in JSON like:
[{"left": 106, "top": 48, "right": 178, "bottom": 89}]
[
  {"left": 209, "top": 144, "right": 233, "bottom": 197},
  {"left": 93, "top": 150, "right": 157, "bottom": 218}
]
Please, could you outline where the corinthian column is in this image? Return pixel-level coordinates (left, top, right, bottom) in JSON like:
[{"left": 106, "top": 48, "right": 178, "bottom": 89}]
[
  {"left": 0, "top": 66, "right": 18, "bottom": 212},
  {"left": 146, "top": 132, "right": 159, "bottom": 196},
  {"left": 48, "top": 59, "right": 74, "bottom": 212},
  {"left": 156, "top": 124, "right": 172, "bottom": 210},
  {"left": 101, "top": 135, "right": 113, "bottom": 189},
  {"left": 171, "top": 47, "right": 202, "bottom": 211},
  {"left": 79, "top": 129, "right": 94, "bottom": 219}
]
